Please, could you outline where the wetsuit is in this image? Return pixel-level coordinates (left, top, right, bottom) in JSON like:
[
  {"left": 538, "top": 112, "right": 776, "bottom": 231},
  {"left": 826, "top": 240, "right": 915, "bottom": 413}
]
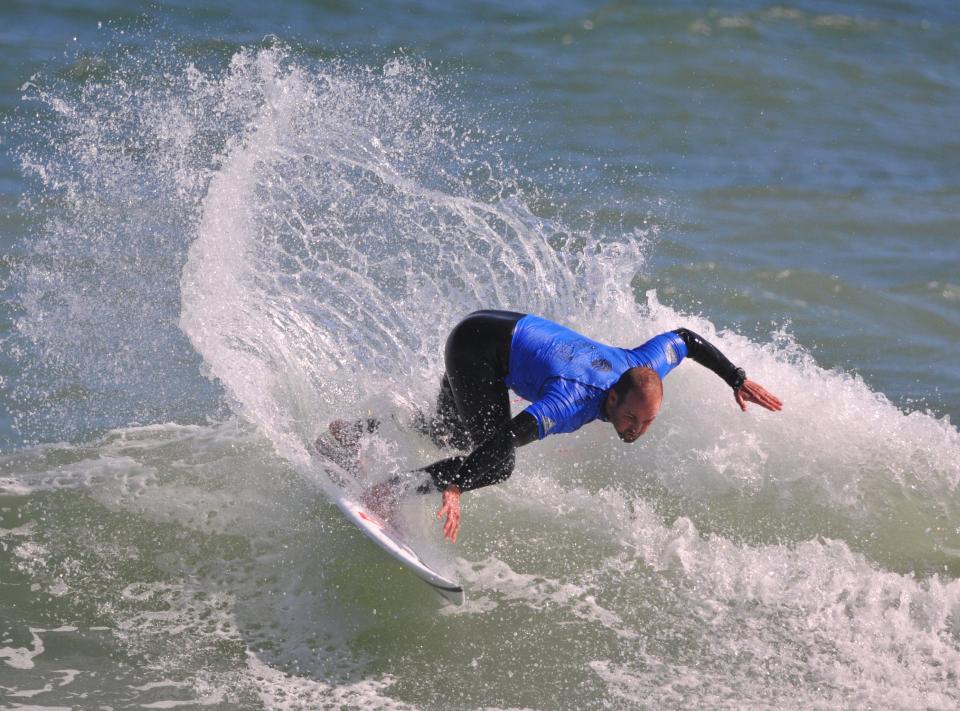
[{"left": 421, "top": 311, "right": 747, "bottom": 493}]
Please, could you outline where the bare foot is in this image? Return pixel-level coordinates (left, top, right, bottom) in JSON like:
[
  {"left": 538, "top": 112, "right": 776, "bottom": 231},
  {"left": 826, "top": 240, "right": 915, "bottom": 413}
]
[
  {"left": 360, "top": 478, "right": 401, "bottom": 525},
  {"left": 329, "top": 417, "right": 380, "bottom": 452},
  {"left": 316, "top": 417, "right": 381, "bottom": 472}
]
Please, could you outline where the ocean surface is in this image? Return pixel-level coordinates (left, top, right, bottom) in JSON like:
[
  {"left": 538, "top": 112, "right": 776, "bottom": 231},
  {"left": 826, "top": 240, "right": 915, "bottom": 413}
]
[{"left": 1, "top": 1, "right": 959, "bottom": 708}]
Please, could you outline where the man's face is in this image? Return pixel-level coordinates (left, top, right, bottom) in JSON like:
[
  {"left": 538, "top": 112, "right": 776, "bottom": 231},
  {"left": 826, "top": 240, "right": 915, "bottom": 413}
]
[{"left": 607, "top": 387, "right": 661, "bottom": 443}]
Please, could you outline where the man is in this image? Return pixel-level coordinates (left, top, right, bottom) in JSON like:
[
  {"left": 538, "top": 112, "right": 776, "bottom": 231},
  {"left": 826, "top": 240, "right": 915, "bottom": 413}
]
[{"left": 330, "top": 310, "right": 782, "bottom": 543}]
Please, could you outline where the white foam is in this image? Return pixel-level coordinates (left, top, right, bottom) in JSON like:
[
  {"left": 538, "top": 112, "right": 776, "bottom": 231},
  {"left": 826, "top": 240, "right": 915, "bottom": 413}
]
[
  {"left": 0, "top": 627, "right": 77, "bottom": 671},
  {"left": 452, "top": 554, "right": 638, "bottom": 641},
  {"left": 614, "top": 502, "right": 960, "bottom": 707},
  {"left": 453, "top": 467, "right": 960, "bottom": 706},
  {"left": 244, "top": 653, "right": 414, "bottom": 711}
]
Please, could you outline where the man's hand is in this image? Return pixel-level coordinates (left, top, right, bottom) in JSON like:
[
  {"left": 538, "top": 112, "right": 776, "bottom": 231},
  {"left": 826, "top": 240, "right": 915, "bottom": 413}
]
[
  {"left": 735, "top": 379, "right": 783, "bottom": 412},
  {"left": 437, "top": 485, "right": 462, "bottom": 543}
]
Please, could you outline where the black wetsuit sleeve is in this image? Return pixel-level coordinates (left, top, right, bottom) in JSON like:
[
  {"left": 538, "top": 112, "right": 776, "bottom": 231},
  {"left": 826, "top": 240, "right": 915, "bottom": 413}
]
[
  {"left": 422, "top": 412, "right": 538, "bottom": 493},
  {"left": 507, "top": 410, "right": 539, "bottom": 447},
  {"left": 673, "top": 328, "right": 746, "bottom": 389}
]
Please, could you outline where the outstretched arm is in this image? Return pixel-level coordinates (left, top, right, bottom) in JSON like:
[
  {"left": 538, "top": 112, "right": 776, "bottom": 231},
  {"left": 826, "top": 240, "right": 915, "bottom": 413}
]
[
  {"left": 427, "top": 411, "right": 538, "bottom": 542},
  {"left": 673, "top": 328, "right": 783, "bottom": 412}
]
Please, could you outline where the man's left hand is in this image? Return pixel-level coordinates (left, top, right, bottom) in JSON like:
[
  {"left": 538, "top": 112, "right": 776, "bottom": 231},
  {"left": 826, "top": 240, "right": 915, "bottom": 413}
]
[{"left": 735, "top": 379, "right": 783, "bottom": 412}]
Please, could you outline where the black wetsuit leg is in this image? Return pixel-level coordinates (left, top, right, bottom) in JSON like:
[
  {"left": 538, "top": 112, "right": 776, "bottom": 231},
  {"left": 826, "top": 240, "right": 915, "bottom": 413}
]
[
  {"left": 429, "top": 374, "right": 472, "bottom": 450},
  {"left": 428, "top": 310, "right": 523, "bottom": 447},
  {"left": 420, "top": 310, "right": 525, "bottom": 491}
]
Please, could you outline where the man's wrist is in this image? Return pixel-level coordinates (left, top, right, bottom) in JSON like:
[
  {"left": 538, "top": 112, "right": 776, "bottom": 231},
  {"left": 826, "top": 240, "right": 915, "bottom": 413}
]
[{"left": 729, "top": 368, "right": 746, "bottom": 390}]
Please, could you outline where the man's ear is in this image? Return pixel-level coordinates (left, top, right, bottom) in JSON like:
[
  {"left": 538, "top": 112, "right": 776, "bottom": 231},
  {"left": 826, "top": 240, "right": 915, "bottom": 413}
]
[{"left": 607, "top": 388, "right": 619, "bottom": 410}]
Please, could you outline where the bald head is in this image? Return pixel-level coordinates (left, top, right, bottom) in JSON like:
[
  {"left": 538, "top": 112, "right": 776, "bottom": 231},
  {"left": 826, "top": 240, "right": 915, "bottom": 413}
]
[
  {"left": 612, "top": 366, "right": 663, "bottom": 402},
  {"left": 605, "top": 366, "right": 663, "bottom": 443}
]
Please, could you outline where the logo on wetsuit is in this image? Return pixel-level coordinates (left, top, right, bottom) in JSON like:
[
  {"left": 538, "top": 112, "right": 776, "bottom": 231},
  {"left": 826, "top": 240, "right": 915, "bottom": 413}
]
[{"left": 665, "top": 342, "right": 679, "bottom": 366}]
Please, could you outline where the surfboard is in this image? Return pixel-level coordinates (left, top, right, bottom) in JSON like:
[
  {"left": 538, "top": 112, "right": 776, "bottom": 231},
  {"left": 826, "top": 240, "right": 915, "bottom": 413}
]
[
  {"left": 314, "top": 430, "right": 464, "bottom": 605},
  {"left": 330, "top": 490, "right": 465, "bottom": 605}
]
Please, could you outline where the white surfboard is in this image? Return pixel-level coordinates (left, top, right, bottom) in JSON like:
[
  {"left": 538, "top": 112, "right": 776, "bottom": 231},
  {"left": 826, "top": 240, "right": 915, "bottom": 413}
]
[
  {"left": 330, "top": 491, "right": 464, "bottom": 605},
  {"left": 314, "top": 432, "right": 464, "bottom": 604}
]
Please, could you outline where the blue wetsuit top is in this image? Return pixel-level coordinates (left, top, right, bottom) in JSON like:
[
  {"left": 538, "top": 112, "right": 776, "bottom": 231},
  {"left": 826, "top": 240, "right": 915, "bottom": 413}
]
[{"left": 504, "top": 315, "right": 688, "bottom": 439}]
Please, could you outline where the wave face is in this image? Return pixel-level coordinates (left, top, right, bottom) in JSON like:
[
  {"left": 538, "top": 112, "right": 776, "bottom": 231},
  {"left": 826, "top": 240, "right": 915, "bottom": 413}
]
[{"left": 4, "top": 30, "right": 960, "bottom": 711}]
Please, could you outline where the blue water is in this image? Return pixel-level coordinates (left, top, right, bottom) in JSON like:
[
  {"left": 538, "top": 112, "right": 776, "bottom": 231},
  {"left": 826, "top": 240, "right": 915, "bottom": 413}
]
[{"left": 1, "top": 2, "right": 959, "bottom": 708}]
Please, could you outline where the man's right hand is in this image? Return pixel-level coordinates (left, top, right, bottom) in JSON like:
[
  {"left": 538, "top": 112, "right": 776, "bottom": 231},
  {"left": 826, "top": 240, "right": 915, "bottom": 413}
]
[
  {"left": 735, "top": 379, "right": 783, "bottom": 412},
  {"left": 437, "top": 485, "right": 462, "bottom": 543}
]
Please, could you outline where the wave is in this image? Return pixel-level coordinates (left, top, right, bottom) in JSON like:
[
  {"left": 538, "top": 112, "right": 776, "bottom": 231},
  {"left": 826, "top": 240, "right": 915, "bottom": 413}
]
[{"left": 7, "top": 39, "right": 960, "bottom": 708}]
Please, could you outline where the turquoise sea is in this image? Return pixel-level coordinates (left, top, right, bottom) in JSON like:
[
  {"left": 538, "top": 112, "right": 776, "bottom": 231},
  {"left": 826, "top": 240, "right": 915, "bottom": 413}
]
[{"left": 2, "top": 2, "right": 959, "bottom": 708}]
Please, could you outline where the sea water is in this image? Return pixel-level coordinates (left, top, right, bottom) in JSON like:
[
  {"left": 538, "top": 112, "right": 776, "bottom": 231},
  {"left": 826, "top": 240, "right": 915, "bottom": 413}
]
[{"left": 1, "top": 2, "right": 959, "bottom": 709}]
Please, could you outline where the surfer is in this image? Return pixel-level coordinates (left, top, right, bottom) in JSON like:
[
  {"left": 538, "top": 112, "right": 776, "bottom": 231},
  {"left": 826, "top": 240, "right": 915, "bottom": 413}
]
[{"left": 330, "top": 310, "right": 782, "bottom": 543}]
